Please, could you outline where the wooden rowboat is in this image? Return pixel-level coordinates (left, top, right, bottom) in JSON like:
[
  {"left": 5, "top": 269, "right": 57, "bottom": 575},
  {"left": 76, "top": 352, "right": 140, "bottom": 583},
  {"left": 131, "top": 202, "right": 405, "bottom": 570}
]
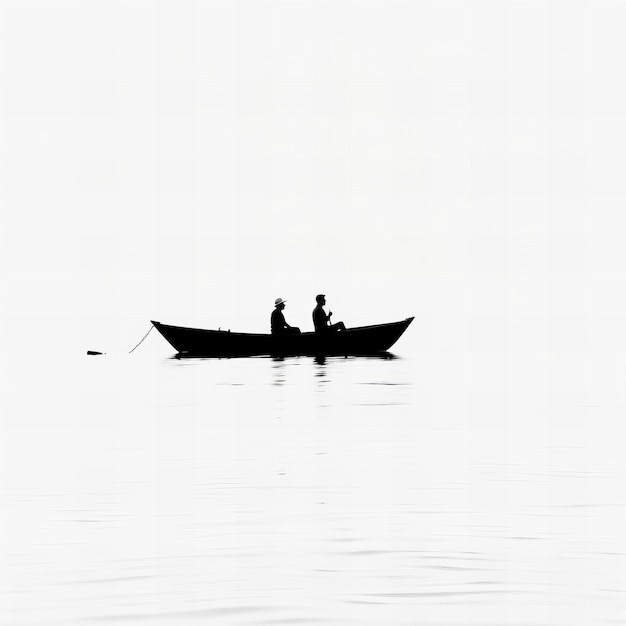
[{"left": 151, "top": 317, "right": 414, "bottom": 357}]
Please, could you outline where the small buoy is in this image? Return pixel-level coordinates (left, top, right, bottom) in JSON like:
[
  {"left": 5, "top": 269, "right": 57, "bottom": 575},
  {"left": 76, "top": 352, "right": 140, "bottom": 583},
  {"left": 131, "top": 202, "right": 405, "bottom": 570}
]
[{"left": 87, "top": 351, "right": 103, "bottom": 356}]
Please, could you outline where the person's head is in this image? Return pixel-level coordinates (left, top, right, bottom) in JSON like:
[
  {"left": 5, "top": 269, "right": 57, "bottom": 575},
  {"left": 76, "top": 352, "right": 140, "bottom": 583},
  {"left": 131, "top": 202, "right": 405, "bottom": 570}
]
[
  {"left": 316, "top": 294, "right": 326, "bottom": 305},
  {"left": 274, "top": 297, "right": 286, "bottom": 310}
]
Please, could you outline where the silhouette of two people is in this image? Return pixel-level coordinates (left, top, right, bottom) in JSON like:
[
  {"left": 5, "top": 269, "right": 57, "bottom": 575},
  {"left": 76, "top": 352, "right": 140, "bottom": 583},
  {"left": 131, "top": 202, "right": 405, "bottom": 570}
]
[{"left": 271, "top": 295, "right": 345, "bottom": 334}]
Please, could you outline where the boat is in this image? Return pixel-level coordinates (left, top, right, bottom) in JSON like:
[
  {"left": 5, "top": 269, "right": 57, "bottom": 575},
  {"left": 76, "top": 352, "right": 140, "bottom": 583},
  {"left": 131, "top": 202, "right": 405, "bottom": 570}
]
[{"left": 151, "top": 317, "right": 414, "bottom": 357}]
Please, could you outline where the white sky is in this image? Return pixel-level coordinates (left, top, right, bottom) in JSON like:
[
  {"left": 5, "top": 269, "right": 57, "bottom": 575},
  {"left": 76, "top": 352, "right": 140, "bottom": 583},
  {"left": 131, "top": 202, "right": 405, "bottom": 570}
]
[{"left": 1, "top": 0, "right": 626, "bottom": 353}]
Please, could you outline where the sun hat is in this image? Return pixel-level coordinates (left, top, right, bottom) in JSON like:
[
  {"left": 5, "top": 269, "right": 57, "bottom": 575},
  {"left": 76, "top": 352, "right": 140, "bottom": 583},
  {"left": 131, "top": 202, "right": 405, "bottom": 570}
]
[{"left": 274, "top": 297, "right": 287, "bottom": 307}]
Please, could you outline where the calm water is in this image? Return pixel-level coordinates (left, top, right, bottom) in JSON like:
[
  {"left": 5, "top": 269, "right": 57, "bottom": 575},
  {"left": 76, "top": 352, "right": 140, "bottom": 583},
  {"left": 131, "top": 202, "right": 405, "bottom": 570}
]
[{"left": 1, "top": 346, "right": 626, "bottom": 625}]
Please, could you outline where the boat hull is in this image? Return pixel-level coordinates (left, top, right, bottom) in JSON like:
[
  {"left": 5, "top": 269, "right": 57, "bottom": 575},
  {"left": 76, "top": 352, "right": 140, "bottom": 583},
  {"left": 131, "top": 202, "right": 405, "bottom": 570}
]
[{"left": 151, "top": 317, "right": 414, "bottom": 357}]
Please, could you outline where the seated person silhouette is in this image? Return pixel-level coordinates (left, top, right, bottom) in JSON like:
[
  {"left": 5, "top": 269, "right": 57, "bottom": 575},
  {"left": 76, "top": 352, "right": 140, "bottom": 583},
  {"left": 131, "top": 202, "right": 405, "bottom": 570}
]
[
  {"left": 312, "top": 294, "right": 346, "bottom": 333},
  {"left": 271, "top": 298, "right": 301, "bottom": 334}
]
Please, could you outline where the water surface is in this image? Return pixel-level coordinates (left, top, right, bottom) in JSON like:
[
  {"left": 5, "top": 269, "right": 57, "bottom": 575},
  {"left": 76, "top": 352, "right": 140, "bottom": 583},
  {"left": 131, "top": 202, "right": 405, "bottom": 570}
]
[{"left": 1, "top": 348, "right": 625, "bottom": 625}]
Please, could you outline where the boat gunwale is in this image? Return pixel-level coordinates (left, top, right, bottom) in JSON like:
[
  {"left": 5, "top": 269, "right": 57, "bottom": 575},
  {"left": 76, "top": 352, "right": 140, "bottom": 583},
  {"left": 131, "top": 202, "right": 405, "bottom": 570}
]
[{"left": 150, "top": 316, "right": 414, "bottom": 338}]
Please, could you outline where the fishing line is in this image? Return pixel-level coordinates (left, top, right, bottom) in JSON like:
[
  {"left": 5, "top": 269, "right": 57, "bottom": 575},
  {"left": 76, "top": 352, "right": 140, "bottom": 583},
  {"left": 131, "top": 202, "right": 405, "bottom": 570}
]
[{"left": 128, "top": 324, "right": 155, "bottom": 354}]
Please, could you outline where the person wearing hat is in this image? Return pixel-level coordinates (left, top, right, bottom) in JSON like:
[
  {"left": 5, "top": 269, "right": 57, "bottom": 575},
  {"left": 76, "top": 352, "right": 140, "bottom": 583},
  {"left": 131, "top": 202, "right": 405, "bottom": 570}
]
[
  {"left": 312, "top": 294, "right": 346, "bottom": 333},
  {"left": 271, "top": 298, "right": 301, "bottom": 334}
]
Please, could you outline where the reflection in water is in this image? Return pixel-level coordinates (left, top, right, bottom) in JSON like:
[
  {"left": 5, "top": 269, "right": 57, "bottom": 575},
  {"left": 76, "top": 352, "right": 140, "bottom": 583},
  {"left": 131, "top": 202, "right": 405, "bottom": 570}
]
[
  {"left": 2, "top": 351, "right": 626, "bottom": 626},
  {"left": 271, "top": 356, "right": 286, "bottom": 386}
]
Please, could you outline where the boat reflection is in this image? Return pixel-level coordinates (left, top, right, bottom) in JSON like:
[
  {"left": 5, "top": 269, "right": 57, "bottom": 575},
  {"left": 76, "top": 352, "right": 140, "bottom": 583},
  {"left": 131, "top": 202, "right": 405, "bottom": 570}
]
[{"left": 175, "top": 352, "right": 399, "bottom": 361}]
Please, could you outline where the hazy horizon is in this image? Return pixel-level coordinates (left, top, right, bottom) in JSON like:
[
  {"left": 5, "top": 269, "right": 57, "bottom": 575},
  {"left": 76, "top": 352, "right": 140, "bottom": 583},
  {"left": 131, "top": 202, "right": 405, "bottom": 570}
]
[{"left": 3, "top": 0, "right": 626, "bottom": 356}]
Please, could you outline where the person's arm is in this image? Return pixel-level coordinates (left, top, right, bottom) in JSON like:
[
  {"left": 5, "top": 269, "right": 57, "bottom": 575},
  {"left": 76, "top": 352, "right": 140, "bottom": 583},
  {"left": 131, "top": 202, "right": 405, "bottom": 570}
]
[{"left": 279, "top": 311, "right": 288, "bottom": 329}]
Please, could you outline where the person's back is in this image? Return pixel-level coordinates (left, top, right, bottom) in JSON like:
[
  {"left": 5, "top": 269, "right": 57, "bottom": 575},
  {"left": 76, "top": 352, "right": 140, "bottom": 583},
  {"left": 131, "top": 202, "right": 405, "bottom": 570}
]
[
  {"left": 312, "top": 303, "right": 327, "bottom": 333},
  {"left": 271, "top": 307, "right": 287, "bottom": 333}
]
